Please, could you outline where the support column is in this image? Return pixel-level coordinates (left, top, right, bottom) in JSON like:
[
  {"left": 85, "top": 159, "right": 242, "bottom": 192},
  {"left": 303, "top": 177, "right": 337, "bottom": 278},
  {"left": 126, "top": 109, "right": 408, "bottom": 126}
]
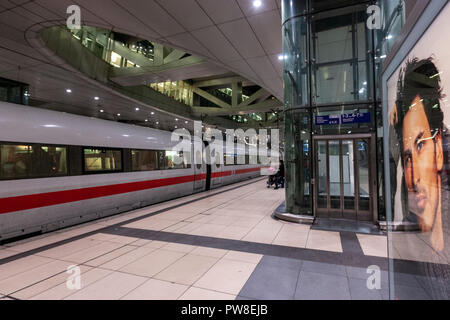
[{"left": 232, "top": 82, "right": 242, "bottom": 107}]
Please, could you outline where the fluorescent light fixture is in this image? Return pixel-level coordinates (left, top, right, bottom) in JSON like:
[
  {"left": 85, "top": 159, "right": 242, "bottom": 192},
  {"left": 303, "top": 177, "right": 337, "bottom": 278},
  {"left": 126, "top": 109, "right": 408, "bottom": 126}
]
[
  {"left": 117, "top": 113, "right": 121, "bottom": 116},
  {"left": 99, "top": 109, "right": 104, "bottom": 113},
  {"left": 151, "top": 112, "right": 155, "bottom": 115},
  {"left": 135, "top": 107, "right": 140, "bottom": 111},
  {"left": 94, "top": 96, "right": 99, "bottom": 100},
  {"left": 380, "top": 55, "right": 387, "bottom": 59},
  {"left": 66, "top": 89, "right": 72, "bottom": 93}
]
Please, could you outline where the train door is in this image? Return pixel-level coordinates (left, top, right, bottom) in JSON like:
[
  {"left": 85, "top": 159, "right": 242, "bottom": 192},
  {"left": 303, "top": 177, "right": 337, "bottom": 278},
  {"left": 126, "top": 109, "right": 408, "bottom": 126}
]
[
  {"left": 203, "top": 141, "right": 212, "bottom": 191},
  {"left": 193, "top": 143, "right": 205, "bottom": 193},
  {"left": 211, "top": 151, "right": 223, "bottom": 187}
]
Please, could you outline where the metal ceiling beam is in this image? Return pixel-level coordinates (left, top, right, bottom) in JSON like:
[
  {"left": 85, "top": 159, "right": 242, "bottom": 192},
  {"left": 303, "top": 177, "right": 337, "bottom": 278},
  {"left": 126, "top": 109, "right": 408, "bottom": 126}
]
[
  {"left": 191, "top": 99, "right": 282, "bottom": 116},
  {"left": 232, "top": 81, "right": 242, "bottom": 107},
  {"left": 193, "top": 76, "right": 245, "bottom": 88},
  {"left": 238, "top": 88, "right": 268, "bottom": 107},
  {"left": 164, "top": 49, "right": 187, "bottom": 64},
  {"left": 109, "top": 55, "right": 205, "bottom": 79},
  {"left": 192, "top": 86, "right": 231, "bottom": 109}
]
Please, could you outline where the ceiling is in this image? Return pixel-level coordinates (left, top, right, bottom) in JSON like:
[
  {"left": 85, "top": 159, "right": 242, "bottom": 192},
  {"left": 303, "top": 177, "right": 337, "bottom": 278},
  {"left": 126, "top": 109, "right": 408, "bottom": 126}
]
[{"left": 0, "top": 0, "right": 284, "bottom": 131}]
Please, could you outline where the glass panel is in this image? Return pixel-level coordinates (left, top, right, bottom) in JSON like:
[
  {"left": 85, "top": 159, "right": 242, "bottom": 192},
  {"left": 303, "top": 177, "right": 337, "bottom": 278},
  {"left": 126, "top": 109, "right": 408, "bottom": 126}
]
[
  {"left": 314, "top": 63, "right": 354, "bottom": 104},
  {"left": 84, "top": 149, "right": 122, "bottom": 172},
  {"left": 131, "top": 150, "right": 159, "bottom": 171},
  {"left": 285, "top": 109, "right": 312, "bottom": 215},
  {"left": 342, "top": 140, "right": 355, "bottom": 210},
  {"left": 281, "top": 0, "right": 307, "bottom": 23},
  {"left": 162, "top": 151, "right": 191, "bottom": 170},
  {"left": 33, "top": 146, "right": 67, "bottom": 177},
  {"left": 0, "top": 144, "right": 67, "bottom": 179},
  {"left": 0, "top": 144, "right": 31, "bottom": 179},
  {"left": 329, "top": 141, "right": 341, "bottom": 209},
  {"left": 357, "top": 139, "right": 370, "bottom": 211},
  {"left": 317, "top": 141, "right": 328, "bottom": 209},
  {"left": 283, "top": 15, "right": 309, "bottom": 109},
  {"left": 311, "top": 7, "right": 373, "bottom": 105}
]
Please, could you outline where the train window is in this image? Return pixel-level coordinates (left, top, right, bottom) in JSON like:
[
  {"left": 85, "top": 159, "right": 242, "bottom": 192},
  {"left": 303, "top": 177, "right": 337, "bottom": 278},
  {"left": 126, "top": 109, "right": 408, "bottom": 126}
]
[
  {"left": 33, "top": 146, "right": 67, "bottom": 177},
  {"left": 161, "top": 150, "right": 191, "bottom": 169},
  {"left": 0, "top": 144, "right": 67, "bottom": 180},
  {"left": 0, "top": 144, "right": 31, "bottom": 179},
  {"left": 224, "top": 154, "right": 235, "bottom": 166},
  {"left": 83, "top": 148, "right": 122, "bottom": 173},
  {"left": 131, "top": 150, "right": 159, "bottom": 171}
]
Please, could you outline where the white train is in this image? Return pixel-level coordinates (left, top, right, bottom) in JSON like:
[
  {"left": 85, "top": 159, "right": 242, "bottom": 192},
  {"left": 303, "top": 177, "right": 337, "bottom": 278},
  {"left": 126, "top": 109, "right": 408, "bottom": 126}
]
[{"left": 0, "top": 102, "right": 264, "bottom": 242}]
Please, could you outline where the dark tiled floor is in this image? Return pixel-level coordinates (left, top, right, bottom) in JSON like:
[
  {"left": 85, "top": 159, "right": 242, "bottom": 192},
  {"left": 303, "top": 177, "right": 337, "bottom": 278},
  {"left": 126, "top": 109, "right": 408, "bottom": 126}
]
[
  {"left": 238, "top": 255, "right": 389, "bottom": 300},
  {"left": 312, "top": 218, "right": 384, "bottom": 235}
]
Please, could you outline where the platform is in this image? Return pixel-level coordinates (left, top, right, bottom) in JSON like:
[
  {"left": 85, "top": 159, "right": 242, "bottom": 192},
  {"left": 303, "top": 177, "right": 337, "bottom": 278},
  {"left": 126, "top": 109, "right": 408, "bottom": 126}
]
[{"left": 0, "top": 179, "right": 391, "bottom": 300}]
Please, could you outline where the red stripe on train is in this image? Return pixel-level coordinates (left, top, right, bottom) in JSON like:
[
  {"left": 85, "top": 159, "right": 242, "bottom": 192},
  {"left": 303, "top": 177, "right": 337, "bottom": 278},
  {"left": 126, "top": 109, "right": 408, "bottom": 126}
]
[{"left": 0, "top": 168, "right": 260, "bottom": 214}]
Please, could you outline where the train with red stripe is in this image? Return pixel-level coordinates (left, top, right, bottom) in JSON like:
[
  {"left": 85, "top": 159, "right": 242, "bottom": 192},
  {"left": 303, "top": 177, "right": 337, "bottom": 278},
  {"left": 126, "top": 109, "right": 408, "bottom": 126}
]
[{"left": 0, "top": 102, "right": 265, "bottom": 242}]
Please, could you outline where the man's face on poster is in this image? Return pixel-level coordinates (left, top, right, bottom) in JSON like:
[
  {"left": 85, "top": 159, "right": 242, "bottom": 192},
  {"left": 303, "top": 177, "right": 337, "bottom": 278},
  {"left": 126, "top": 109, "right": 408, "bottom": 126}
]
[{"left": 401, "top": 95, "right": 444, "bottom": 232}]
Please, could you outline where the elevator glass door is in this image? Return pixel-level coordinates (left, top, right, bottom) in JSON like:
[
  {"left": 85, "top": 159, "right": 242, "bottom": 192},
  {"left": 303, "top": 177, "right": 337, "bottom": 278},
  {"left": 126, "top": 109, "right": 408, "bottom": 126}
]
[{"left": 314, "top": 135, "right": 373, "bottom": 221}]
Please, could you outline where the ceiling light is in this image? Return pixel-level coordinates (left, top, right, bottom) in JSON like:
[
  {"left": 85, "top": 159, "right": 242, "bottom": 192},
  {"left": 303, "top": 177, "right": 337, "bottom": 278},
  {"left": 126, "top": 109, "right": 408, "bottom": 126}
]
[
  {"left": 151, "top": 112, "right": 155, "bottom": 115},
  {"left": 185, "top": 121, "right": 188, "bottom": 124},
  {"left": 94, "top": 96, "right": 99, "bottom": 100},
  {"left": 135, "top": 107, "right": 140, "bottom": 111},
  {"left": 117, "top": 113, "right": 121, "bottom": 116},
  {"left": 99, "top": 109, "right": 104, "bottom": 113},
  {"left": 253, "top": 0, "right": 262, "bottom": 8},
  {"left": 145, "top": 119, "right": 148, "bottom": 122},
  {"left": 156, "top": 122, "right": 159, "bottom": 125},
  {"left": 66, "top": 89, "right": 72, "bottom": 93},
  {"left": 175, "top": 118, "right": 179, "bottom": 121}
]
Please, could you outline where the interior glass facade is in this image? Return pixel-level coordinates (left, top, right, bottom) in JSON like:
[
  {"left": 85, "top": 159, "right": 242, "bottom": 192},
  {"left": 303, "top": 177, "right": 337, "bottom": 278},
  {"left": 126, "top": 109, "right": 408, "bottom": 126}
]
[{"left": 282, "top": 0, "right": 404, "bottom": 219}]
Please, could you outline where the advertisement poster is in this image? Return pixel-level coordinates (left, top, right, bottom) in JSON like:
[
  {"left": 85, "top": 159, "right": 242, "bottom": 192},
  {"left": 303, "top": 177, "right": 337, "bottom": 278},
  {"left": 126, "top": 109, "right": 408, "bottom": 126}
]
[{"left": 386, "top": 3, "right": 450, "bottom": 299}]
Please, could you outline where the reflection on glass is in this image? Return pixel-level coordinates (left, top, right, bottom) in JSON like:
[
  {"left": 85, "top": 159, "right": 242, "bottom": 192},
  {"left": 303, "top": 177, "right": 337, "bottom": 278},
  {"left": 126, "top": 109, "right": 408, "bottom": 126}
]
[
  {"left": 317, "top": 141, "right": 328, "bottom": 209},
  {"left": 0, "top": 144, "right": 67, "bottom": 179},
  {"left": 343, "top": 140, "right": 355, "bottom": 210},
  {"left": 357, "top": 140, "right": 370, "bottom": 211},
  {"left": 132, "top": 150, "right": 158, "bottom": 171},
  {"left": 311, "top": 9, "right": 372, "bottom": 105},
  {"left": 84, "top": 148, "right": 122, "bottom": 172},
  {"left": 329, "top": 141, "right": 341, "bottom": 209}
]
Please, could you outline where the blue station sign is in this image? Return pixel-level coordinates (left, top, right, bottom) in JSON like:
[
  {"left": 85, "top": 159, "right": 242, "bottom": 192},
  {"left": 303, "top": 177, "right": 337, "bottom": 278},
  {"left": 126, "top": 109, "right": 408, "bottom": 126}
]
[{"left": 315, "top": 112, "right": 371, "bottom": 126}]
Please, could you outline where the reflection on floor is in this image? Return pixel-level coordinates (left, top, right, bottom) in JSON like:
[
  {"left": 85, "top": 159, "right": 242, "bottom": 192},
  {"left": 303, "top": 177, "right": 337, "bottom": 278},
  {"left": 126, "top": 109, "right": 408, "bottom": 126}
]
[{"left": 0, "top": 179, "right": 393, "bottom": 300}]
